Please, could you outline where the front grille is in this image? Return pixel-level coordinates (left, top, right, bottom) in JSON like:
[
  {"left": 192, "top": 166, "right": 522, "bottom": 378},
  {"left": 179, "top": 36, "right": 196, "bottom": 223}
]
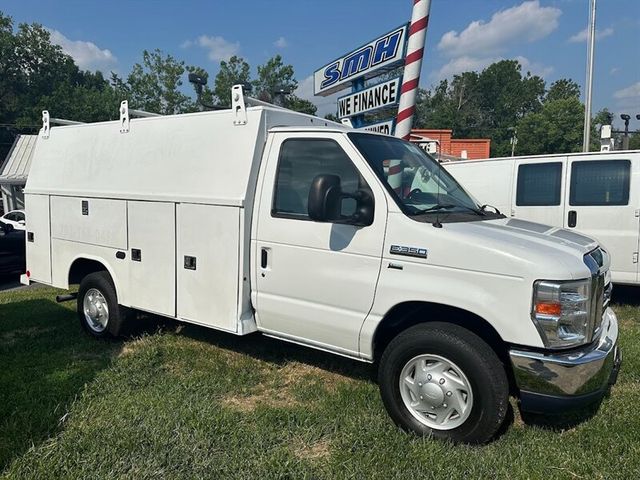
[
  {"left": 584, "top": 247, "right": 608, "bottom": 342},
  {"left": 591, "top": 274, "right": 605, "bottom": 340}
]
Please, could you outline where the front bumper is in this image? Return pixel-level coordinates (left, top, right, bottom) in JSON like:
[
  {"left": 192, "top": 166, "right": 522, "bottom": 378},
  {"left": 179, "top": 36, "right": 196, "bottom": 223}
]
[{"left": 509, "top": 307, "right": 621, "bottom": 414}]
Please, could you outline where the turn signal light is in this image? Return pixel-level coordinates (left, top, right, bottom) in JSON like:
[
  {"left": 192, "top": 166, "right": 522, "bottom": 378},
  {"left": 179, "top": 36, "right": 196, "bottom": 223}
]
[{"left": 535, "top": 302, "right": 561, "bottom": 316}]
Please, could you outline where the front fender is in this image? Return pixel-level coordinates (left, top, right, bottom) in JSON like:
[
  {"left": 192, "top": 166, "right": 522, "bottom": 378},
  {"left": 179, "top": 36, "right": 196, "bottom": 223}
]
[{"left": 358, "top": 260, "right": 543, "bottom": 359}]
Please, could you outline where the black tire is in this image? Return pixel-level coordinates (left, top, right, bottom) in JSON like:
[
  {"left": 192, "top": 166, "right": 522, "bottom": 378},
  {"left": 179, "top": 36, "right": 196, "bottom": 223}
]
[
  {"left": 378, "top": 322, "right": 509, "bottom": 444},
  {"left": 77, "top": 271, "right": 131, "bottom": 338}
]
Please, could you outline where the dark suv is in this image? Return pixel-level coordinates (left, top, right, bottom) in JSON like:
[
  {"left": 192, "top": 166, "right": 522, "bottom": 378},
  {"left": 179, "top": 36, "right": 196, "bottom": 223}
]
[{"left": 0, "top": 221, "right": 25, "bottom": 275}]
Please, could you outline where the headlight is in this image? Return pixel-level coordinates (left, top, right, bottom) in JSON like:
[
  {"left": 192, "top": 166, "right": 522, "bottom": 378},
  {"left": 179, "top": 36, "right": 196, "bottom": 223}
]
[{"left": 532, "top": 279, "right": 591, "bottom": 348}]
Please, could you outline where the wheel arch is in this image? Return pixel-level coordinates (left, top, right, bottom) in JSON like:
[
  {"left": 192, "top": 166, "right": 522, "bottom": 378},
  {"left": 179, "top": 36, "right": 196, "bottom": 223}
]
[
  {"left": 67, "top": 255, "right": 121, "bottom": 299},
  {"left": 371, "top": 301, "right": 513, "bottom": 386}
]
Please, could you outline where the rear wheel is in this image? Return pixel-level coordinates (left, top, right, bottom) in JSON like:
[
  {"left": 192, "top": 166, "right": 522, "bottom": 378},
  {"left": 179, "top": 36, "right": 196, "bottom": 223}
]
[
  {"left": 378, "top": 322, "right": 509, "bottom": 444},
  {"left": 77, "top": 271, "right": 130, "bottom": 337}
]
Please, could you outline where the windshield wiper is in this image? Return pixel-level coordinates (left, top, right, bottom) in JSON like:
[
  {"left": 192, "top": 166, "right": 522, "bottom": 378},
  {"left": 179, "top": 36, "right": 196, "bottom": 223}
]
[{"left": 411, "top": 203, "right": 485, "bottom": 216}]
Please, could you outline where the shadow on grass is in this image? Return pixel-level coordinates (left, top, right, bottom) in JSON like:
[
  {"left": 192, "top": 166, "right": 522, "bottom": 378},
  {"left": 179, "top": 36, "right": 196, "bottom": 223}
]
[
  {"left": 611, "top": 285, "right": 640, "bottom": 306},
  {"left": 127, "top": 313, "right": 374, "bottom": 384},
  {"left": 520, "top": 399, "right": 602, "bottom": 431},
  {"left": 0, "top": 298, "right": 119, "bottom": 471}
]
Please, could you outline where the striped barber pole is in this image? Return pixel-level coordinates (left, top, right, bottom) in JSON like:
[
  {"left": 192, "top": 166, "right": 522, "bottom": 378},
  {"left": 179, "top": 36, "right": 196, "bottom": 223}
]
[{"left": 388, "top": 0, "right": 432, "bottom": 196}]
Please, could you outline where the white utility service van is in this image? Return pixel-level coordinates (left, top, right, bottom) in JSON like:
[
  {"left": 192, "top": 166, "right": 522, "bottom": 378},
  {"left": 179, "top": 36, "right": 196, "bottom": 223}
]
[
  {"left": 445, "top": 151, "right": 640, "bottom": 285},
  {"left": 22, "top": 86, "right": 621, "bottom": 444}
]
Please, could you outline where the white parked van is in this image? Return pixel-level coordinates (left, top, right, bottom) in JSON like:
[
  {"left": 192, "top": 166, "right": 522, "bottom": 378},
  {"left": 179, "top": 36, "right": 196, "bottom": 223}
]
[
  {"left": 21, "top": 87, "right": 621, "bottom": 444},
  {"left": 445, "top": 151, "right": 640, "bottom": 285}
]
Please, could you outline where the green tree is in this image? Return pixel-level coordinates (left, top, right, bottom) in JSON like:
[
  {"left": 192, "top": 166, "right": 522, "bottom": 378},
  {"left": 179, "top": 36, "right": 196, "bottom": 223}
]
[
  {"left": 0, "top": 12, "right": 119, "bottom": 157},
  {"left": 516, "top": 97, "right": 585, "bottom": 155},
  {"left": 126, "top": 49, "right": 196, "bottom": 114},
  {"left": 285, "top": 95, "right": 317, "bottom": 115},
  {"left": 213, "top": 56, "right": 251, "bottom": 107},
  {"left": 253, "top": 54, "right": 297, "bottom": 102},
  {"left": 546, "top": 79, "right": 581, "bottom": 102}
]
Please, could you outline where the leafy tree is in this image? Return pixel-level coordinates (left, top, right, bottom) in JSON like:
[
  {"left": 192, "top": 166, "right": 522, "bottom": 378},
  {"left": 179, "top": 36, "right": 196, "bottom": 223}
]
[
  {"left": 517, "top": 97, "right": 585, "bottom": 155},
  {"left": 213, "top": 56, "right": 251, "bottom": 107},
  {"left": 253, "top": 55, "right": 297, "bottom": 102},
  {"left": 126, "top": 49, "right": 196, "bottom": 114},
  {"left": 285, "top": 95, "right": 317, "bottom": 115},
  {"left": 546, "top": 79, "right": 581, "bottom": 102},
  {"left": 213, "top": 54, "right": 314, "bottom": 114},
  {"left": 0, "top": 12, "right": 119, "bottom": 158}
]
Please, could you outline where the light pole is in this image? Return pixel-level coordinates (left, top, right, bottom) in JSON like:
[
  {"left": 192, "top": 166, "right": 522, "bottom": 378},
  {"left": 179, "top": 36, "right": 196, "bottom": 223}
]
[{"left": 582, "top": 0, "right": 597, "bottom": 152}]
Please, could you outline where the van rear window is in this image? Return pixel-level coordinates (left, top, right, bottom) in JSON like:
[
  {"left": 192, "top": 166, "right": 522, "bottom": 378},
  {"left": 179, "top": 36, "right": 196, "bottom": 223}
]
[
  {"left": 516, "top": 162, "right": 562, "bottom": 206},
  {"left": 569, "top": 160, "right": 630, "bottom": 206}
]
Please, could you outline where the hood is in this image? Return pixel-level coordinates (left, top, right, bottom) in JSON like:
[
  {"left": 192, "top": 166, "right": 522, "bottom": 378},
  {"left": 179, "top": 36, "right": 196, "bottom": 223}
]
[{"left": 467, "top": 217, "right": 599, "bottom": 256}]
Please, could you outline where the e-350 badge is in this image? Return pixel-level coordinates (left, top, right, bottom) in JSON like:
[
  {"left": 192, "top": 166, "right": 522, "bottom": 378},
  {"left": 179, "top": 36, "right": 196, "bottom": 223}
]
[{"left": 390, "top": 245, "right": 428, "bottom": 259}]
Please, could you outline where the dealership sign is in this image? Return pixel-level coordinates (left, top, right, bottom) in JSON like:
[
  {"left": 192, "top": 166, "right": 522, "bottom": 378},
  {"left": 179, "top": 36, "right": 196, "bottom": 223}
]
[
  {"left": 314, "top": 24, "right": 408, "bottom": 97},
  {"left": 337, "top": 77, "right": 401, "bottom": 119},
  {"left": 358, "top": 119, "right": 395, "bottom": 135}
]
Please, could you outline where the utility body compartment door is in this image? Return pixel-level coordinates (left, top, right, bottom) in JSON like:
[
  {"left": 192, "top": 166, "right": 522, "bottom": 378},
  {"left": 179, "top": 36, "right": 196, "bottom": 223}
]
[
  {"left": 24, "top": 194, "right": 51, "bottom": 283},
  {"left": 252, "top": 132, "right": 387, "bottom": 357},
  {"left": 176, "top": 203, "right": 240, "bottom": 332},
  {"left": 127, "top": 201, "right": 175, "bottom": 316}
]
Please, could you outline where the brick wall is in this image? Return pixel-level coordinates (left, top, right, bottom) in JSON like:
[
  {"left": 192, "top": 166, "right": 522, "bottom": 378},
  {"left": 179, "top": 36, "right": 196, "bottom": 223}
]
[{"left": 410, "top": 129, "right": 490, "bottom": 160}]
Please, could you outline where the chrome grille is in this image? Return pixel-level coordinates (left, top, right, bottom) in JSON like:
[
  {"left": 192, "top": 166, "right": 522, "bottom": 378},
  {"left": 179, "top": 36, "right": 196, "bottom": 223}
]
[{"left": 584, "top": 247, "right": 608, "bottom": 342}]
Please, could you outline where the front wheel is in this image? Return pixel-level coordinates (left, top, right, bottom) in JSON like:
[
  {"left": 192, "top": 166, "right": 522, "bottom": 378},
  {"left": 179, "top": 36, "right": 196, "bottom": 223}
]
[
  {"left": 378, "top": 322, "right": 509, "bottom": 444},
  {"left": 77, "top": 271, "right": 130, "bottom": 338}
]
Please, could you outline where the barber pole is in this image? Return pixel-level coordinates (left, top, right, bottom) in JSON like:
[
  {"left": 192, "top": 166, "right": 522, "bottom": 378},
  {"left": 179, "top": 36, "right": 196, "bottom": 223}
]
[{"left": 388, "top": 0, "right": 431, "bottom": 195}]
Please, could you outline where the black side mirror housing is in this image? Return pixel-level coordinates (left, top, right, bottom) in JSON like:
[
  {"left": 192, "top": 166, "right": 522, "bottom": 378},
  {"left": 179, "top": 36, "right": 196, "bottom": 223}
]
[
  {"left": 1, "top": 222, "right": 14, "bottom": 234},
  {"left": 308, "top": 174, "right": 342, "bottom": 222},
  {"left": 308, "top": 174, "right": 374, "bottom": 226}
]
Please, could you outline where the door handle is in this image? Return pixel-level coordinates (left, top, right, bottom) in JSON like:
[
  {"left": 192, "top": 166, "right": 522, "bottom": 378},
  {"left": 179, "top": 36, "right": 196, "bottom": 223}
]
[
  {"left": 568, "top": 210, "right": 577, "bottom": 228},
  {"left": 261, "top": 248, "right": 268, "bottom": 268}
]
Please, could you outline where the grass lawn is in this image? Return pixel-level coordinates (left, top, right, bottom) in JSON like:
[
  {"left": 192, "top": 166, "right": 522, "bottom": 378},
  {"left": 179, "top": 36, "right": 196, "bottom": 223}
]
[{"left": 1, "top": 283, "right": 639, "bottom": 479}]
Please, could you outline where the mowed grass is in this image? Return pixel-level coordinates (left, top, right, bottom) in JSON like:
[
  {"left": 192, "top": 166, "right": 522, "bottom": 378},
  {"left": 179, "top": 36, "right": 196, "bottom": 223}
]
[{"left": 0, "top": 283, "right": 639, "bottom": 479}]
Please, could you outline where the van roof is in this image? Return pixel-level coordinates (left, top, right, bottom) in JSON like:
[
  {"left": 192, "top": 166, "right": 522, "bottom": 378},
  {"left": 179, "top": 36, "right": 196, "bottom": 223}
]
[{"left": 448, "top": 149, "right": 640, "bottom": 165}]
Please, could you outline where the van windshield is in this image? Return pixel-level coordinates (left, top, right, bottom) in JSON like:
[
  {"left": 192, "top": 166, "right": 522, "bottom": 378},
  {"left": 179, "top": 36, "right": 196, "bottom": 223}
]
[{"left": 348, "top": 133, "right": 487, "bottom": 220}]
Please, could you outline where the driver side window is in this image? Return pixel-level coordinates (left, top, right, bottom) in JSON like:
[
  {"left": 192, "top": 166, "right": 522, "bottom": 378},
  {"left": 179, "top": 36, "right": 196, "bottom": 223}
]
[{"left": 272, "top": 139, "right": 364, "bottom": 219}]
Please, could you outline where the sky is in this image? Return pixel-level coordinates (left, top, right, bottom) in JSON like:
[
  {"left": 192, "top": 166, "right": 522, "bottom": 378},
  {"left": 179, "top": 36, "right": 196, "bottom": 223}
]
[{"left": 2, "top": 0, "right": 640, "bottom": 128}]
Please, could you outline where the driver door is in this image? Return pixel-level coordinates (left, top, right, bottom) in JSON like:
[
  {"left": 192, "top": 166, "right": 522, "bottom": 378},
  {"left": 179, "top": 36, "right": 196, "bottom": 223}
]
[{"left": 252, "top": 132, "right": 387, "bottom": 356}]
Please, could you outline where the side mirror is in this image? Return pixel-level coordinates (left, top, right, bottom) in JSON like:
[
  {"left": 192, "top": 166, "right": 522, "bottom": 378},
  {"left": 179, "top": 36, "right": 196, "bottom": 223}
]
[
  {"left": 308, "top": 174, "right": 343, "bottom": 222},
  {"left": 1, "top": 222, "right": 14, "bottom": 234},
  {"left": 308, "top": 174, "right": 375, "bottom": 227}
]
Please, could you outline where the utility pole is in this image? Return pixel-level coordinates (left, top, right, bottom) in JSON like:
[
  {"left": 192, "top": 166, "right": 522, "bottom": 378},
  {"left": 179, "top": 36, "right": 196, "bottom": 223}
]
[
  {"left": 508, "top": 127, "right": 517, "bottom": 157},
  {"left": 582, "top": 0, "right": 597, "bottom": 152}
]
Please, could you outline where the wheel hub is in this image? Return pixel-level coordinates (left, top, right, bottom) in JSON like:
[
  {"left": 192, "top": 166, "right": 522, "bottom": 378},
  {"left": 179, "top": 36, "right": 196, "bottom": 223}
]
[
  {"left": 399, "top": 354, "right": 473, "bottom": 430},
  {"left": 419, "top": 382, "right": 445, "bottom": 407},
  {"left": 83, "top": 288, "right": 109, "bottom": 333}
]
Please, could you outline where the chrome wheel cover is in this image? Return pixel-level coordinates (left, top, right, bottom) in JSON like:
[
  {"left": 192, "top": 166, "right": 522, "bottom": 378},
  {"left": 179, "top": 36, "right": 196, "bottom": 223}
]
[
  {"left": 399, "top": 354, "right": 473, "bottom": 430},
  {"left": 83, "top": 288, "right": 109, "bottom": 333}
]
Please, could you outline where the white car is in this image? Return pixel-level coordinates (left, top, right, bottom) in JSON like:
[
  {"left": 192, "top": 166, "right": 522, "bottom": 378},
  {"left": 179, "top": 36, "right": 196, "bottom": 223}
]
[{"left": 0, "top": 210, "right": 25, "bottom": 230}]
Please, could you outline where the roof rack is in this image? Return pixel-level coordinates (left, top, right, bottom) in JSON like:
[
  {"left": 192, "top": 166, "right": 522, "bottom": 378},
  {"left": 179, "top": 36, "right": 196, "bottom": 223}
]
[
  {"left": 120, "top": 100, "right": 162, "bottom": 133},
  {"left": 41, "top": 85, "right": 295, "bottom": 138},
  {"left": 41, "top": 111, "right": 85, "bottom": 139}
]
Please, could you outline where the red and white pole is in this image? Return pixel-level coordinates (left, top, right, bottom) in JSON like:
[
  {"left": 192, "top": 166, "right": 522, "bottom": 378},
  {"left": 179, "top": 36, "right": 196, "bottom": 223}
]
[
  {"left": 388, "top": 0, "right": 431, "bottom": 195},
  {"left": 396, "top": 0, "right": 431, "bottom": 140}
]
